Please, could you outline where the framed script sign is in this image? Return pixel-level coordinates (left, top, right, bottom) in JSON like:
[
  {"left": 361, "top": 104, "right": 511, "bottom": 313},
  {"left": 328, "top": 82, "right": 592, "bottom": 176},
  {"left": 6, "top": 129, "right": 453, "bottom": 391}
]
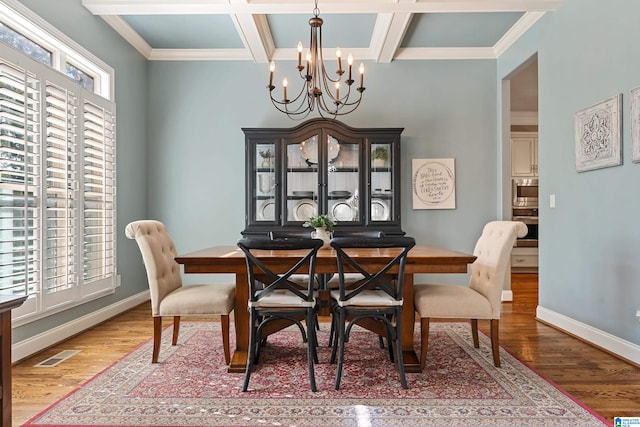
[{"left": 412, "top": 158, "right": 456, "bottom": 209}]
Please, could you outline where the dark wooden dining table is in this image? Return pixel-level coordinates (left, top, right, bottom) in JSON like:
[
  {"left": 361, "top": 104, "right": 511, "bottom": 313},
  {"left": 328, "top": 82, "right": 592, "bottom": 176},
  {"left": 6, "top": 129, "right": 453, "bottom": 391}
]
[{"left": 175, "top": 245, "right": 476, "bottom": 373}]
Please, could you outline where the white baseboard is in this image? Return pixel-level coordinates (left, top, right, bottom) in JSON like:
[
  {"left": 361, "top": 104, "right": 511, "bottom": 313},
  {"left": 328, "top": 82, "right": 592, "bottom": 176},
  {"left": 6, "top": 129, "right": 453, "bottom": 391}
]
[
  {"left": 536, "top": 305, "right": 640, "bottom": 366},
  {"left": 501, "top": 290, "right": 513, "bottom": 302},
  {"left": 12, "top": 291, "right": 150, "bottom": 363}
]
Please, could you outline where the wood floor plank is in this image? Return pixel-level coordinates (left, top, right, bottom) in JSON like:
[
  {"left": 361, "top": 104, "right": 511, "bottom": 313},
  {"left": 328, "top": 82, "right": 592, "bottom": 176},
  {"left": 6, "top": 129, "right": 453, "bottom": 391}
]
[{"left": 10, "top": 273, "right": 640, "bottom": 425}]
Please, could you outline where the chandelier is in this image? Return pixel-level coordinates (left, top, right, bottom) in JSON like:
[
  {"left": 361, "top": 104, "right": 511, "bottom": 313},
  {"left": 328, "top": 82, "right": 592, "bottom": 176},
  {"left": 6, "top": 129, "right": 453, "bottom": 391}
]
[{"left": 267, "top": 0, "right": 365, "bottom": 119}]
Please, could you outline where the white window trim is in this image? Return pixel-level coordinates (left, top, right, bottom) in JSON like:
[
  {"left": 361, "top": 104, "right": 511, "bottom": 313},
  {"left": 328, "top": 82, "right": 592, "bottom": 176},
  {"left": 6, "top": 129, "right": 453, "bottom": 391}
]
[
  {"left": 0, "top": 1, "right": 117, "bottom": 326},
  {"left": 0, "top": 0, "right": 114, "bottom": 100}
]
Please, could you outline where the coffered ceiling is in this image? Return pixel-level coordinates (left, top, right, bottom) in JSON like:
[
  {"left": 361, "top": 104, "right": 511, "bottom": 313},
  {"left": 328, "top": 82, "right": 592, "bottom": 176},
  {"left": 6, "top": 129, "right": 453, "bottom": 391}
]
[{"left": 81, "top": 0, "right": 561, "bottom": 63}]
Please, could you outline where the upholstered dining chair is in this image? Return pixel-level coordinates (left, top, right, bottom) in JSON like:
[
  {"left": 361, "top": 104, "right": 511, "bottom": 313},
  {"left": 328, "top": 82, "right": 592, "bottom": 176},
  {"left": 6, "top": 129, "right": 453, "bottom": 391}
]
[
  {"left": 329, "top": 235, "right": 416, "bottom": 390},
  {"left": 237, "top": 236, "right": 324, "bottom": 392},
  {"left": 414, "top": 220, "right": 527, "bottom": 370},
  {"left": 125, "top": 220, "right": 236, "bottom": 364}
]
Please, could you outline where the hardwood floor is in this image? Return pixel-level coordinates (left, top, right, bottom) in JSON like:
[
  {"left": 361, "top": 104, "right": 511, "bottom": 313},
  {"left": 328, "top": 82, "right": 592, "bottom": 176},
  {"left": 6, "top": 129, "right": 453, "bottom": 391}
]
[{"left": 11, "top": 273, "right": 640, "bottom": 426}]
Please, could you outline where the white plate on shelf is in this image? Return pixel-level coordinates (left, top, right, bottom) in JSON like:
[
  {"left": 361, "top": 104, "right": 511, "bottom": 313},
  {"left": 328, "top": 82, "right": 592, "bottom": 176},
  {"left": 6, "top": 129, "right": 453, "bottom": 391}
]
[
  {"left": 331, "top": 200, "right": 354, "bottom": 222},
  {"left": 293, "top": 199, "right": 317, "bottom": 221},
  {"left": 299, "top": 135, "right": 340, "bottom": 164},
  {"left": 327, "top": 136, "right": 340, "bottom": 162},
  {"left": 371, "top": 198, "right": 390, "bottom": 221},
  {"left": 258, "top": 199, "right": 275, "bottom": 221}
]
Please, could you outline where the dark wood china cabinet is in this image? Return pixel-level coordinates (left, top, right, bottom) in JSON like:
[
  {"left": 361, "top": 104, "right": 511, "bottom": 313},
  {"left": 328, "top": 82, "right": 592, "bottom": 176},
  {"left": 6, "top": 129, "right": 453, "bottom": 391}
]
[{"left": 242, "top": 118, "right": 404, "bottom": 237}]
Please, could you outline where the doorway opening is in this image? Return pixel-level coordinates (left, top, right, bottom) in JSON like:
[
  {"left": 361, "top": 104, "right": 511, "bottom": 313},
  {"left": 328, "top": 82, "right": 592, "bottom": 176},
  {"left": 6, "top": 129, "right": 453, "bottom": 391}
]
[{"left": 504, "top": 54, "right": 539, "bottom": 306}]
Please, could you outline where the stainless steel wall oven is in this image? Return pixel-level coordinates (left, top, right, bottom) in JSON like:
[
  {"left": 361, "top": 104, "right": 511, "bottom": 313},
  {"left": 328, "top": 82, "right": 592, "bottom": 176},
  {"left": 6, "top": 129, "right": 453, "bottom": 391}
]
[
  {"left": 512, "top": 178, "right": 538, "bottom": 208},
  {"left": 512, "top": 208, "right": 538, "bottom": 247},
  {"left": 512, "top": 178, "right": 538, "bottom": 247}
]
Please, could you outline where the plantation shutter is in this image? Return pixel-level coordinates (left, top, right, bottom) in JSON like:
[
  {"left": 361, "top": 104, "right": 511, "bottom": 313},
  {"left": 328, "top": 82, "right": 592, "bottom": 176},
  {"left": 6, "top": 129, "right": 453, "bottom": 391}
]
[
  {"left": 0, "top": 60, "right": 40, "bottom": 297},
  {"left": 81, "top": 100, "right": 115, "bottom": 290},
  {"left": 43, "top": 82, "right": 77, "bottom": 296}
]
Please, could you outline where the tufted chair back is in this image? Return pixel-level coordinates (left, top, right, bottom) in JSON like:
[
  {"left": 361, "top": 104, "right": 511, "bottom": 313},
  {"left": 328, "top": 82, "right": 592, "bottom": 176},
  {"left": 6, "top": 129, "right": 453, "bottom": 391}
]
[
  {"left": 125, "top": 220, "right": 182, "bottom": 316},
  {"left": 468, "top": 221, "right": 528, "bottom": 319}
]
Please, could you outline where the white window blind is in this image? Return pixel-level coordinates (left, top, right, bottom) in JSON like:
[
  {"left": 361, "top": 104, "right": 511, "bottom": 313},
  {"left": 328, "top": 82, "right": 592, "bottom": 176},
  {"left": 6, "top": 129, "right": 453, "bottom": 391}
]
[
  {"left": 0, "top": 60, "right": 40, "bottom": 298},
  {"left": 82, "top": 101, "right": 115, "bottom": 289},
  {"left": 44, "top": 82, "right": 77, "bottom": 295},
  {"left": 0, "top": 50, "right": 116, "bottom": 322}
]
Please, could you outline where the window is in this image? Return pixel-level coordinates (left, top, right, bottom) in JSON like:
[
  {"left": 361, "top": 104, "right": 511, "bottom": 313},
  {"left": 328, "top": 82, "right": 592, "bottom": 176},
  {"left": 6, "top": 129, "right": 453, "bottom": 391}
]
[{"left": 0, "top": 0, "right": 116, "bottom": 323}]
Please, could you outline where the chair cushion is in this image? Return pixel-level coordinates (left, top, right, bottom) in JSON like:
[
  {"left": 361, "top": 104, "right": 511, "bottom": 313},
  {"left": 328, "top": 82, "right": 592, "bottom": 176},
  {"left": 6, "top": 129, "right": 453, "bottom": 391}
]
[
  {"left": 413, "top": 283, "right": 493, "bottom": 319},
  {"left": 330, "top": 289, "right": 403, "bottom": 307},
  {"left": 249, "top": 289, "right": 315, "bottom": 308},
  {"left": 326, "top": 273, "right": 364, "bottom": 289},
  {"left": 159, "top": 283, "right": 235, "bottom": 316}
]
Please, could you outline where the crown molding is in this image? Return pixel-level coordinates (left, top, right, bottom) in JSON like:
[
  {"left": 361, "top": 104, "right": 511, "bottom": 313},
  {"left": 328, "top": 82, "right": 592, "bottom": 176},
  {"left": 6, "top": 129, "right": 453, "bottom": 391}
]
[{"left": 148, "top": 48, "right": 252, "bottom": 61}]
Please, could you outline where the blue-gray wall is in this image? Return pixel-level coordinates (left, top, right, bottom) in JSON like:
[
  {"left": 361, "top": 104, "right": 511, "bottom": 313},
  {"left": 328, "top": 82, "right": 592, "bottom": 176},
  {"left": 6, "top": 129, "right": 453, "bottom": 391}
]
[
  {"left": 12, "top": 0, "right": 149, "bottom": 342},
  {"left": 11, "top": 0, "right": 640, "bottom": 352},
  {"left": 499, "top": 0, "right": 640, "bottom": 345},
  {"left": 147, "top": 59, "right": 498, "bottom": 286}
]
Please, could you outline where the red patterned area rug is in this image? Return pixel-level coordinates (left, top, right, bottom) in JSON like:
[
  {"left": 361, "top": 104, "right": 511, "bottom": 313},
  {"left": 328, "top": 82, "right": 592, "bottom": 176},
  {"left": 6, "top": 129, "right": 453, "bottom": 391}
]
[{"left": 24, "top": 322, "right": 610, "bottom": 427}]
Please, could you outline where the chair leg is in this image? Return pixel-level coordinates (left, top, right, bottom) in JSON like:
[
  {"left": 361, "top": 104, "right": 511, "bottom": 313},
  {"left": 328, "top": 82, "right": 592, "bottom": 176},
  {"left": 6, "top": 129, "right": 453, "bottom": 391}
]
[
  {"left": 172, "top": 316, "right": 180, "bottom": 346},
  {"left": 152, "top": 317, "right": 162, "bottom": 363},
  {"left": 394, "top": 312, "right": 408, "bottom": 389},
  {"left": 242, "top": 310, "right": 257, "bottom": 392},
  {"left": 334, "top": 310, "right": 347, "bottom": 390},
  {"left": 490, "top": 319, "right": 501, "bottom": 368},
  {"left": 386, "top": 325, "right": 395, "bottom": 363},
  {"left": 420, "top": 318, "right": 430, "bottom": 371},
  {"left": 306, "top": 310, "right": 318, "bottom": 392},
  {"left": 221, "top": 314, "right": 231, "bottom": 365},
  {"left": 471, "top": 319, "right": 480, "bottom": 348}
]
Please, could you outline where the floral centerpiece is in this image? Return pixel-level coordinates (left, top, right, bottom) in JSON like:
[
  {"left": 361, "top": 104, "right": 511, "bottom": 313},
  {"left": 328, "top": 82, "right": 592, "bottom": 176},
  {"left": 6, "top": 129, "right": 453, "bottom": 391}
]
[
  {"left": 302, "top": 214, "right": 334, "bottom": 232},
  {"left": 303, "top": 214, "right": 334, "bottom": 247}
]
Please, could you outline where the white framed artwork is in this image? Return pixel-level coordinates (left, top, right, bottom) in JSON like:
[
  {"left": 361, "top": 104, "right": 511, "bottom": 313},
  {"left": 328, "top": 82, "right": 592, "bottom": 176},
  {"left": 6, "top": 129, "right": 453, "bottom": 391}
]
[
  {"left": 574, "top": 94, "right": 622, "bottom": 172},
  {"left": 412, "top": 158, "right": 455, "bottom": 210},
  {"left": 631, "top": 86, "right": 640, "bottom": 163}
]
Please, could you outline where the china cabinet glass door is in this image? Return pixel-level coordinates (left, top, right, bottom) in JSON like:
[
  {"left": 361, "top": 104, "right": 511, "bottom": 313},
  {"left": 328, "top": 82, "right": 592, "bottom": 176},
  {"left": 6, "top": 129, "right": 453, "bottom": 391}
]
[
  {"left": 326, "top": 133, "right": 361, "bottom": 224},
  {"left": 370, "top": 141, "right": 394, "bottom": 223},
  {"left": 285, "top": 135, "right": 319, "bottom": 224},
  {"left": 253, "top": 140, "right": 277, "bottom": 224}
]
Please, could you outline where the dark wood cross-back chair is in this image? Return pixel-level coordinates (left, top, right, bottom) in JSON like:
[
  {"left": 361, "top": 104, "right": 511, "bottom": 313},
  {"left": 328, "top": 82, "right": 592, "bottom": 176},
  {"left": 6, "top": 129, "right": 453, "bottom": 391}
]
[
  {"left": 329, "top": 235, "right": 416, "bottom": 390},
  {"left": 237, "top": 236, "right": 324, "bottom": 392}
]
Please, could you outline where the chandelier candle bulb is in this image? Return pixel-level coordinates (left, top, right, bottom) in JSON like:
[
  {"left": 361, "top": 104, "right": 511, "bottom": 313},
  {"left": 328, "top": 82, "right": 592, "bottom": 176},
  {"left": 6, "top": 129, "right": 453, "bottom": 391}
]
[
  {"left": 306, "top": 50, "right": 311, "bottom": 77},
  {"left": 359, "top": 63, "right": 364, "bottom": 90},
  {"left": 335, "top": 81, "right": 340, "bottom": 100},
  {"left": 336, "top": 47, "right": 343, "bottom": 74},
  {"left": 269, "top": 61, "right": 275, "bottom": 89},
  {"left": 283, "top": 78, "right": 288, "bottom": 102},
  {"left": 297, "top": 42, "right": 303, "bottom": 69},
  {"left": 347, "top": 53, "right": 353, "bottom": 83}
]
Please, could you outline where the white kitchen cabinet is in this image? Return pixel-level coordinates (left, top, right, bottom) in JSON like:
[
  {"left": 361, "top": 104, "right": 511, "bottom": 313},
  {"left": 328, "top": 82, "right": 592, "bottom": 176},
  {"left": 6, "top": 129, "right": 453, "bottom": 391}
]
[
  {"left": 511, "top": 132, "right": 538, "bottom": 177},
  {"left": 511, "top": 247, "right": 538, "bottom": 271}
]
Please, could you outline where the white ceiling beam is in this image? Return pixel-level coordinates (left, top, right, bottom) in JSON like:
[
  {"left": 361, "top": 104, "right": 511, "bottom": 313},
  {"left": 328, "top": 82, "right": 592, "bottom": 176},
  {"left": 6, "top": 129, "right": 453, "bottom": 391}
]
[
  {"left": 493, "top": 11, "right": 546, "bottom": 57},
  {"left": 99, "top": 15, "right": 153, "bottom": 58},
  {"left": 371, "top": 0, "right": 417, "bottom": 64},
  {"left": 227, "top": 0, "right": 272, "bottom": 63},
  {"left": 229, "top": 13, "right": 272, "bottom": 63},
  {"left": 82, "top": 0, "right": 562, "bottom": 15}
]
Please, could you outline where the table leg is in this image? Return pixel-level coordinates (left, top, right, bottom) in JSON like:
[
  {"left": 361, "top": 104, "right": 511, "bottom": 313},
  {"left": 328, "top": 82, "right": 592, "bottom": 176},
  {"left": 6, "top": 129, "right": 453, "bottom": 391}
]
[
  {"left": 401, "top": 273, "right": 421, "bottom": 373},
  {"left": 228, "top": 272, "right": 249, "bottom": 373}
]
